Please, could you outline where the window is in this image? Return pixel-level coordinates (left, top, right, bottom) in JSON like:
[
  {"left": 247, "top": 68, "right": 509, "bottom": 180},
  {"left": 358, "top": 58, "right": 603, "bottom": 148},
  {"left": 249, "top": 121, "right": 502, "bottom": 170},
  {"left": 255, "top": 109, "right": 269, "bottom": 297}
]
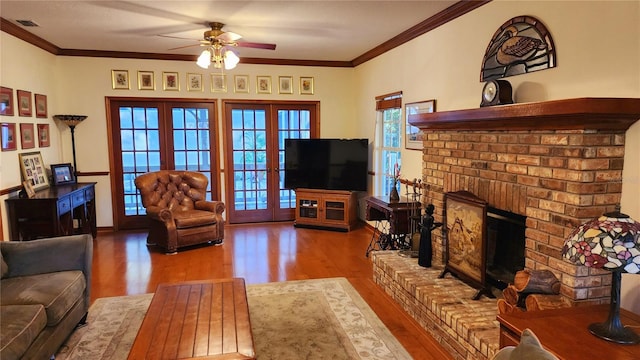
[{"left": 375, "top": 92, "right": 402, "bottom": 197}]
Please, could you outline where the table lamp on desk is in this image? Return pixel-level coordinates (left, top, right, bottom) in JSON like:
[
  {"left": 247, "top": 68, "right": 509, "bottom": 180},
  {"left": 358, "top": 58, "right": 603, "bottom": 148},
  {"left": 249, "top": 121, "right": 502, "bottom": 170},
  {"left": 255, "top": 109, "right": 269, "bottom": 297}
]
[{"left": 562, "top": 206, "right": 640, "bottom": 344}]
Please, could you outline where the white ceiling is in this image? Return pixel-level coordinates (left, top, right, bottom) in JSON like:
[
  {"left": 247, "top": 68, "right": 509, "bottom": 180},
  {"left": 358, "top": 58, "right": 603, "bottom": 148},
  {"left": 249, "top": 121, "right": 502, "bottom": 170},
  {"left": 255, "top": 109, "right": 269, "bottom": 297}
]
[{"left": 0, "top": 0, "right": 459, "bottom": 62}]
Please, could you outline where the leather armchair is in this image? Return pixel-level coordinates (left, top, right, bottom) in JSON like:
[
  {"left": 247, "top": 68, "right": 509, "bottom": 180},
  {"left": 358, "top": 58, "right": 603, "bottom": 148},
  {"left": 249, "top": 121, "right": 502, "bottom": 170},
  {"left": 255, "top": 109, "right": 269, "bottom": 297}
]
[{"left": 134, "top": 170, "right": 225, "bottom": 254}]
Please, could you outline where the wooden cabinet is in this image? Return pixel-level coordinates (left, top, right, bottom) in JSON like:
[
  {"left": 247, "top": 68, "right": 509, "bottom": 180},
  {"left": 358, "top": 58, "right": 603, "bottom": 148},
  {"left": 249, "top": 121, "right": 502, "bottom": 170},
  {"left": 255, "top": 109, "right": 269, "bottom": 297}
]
[
  {"left": 294, "top": 188, "right": 357, "bottom": 231},
  {"left": 5, "top": 183, "right": 97, "bottom": 240}
]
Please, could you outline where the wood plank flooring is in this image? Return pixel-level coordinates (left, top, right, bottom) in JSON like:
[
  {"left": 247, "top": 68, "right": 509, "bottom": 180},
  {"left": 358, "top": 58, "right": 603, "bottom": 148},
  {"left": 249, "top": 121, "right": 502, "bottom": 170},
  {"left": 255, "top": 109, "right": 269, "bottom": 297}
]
[{"left": 92, "top": 222, "right": 453, "bottom": 359}]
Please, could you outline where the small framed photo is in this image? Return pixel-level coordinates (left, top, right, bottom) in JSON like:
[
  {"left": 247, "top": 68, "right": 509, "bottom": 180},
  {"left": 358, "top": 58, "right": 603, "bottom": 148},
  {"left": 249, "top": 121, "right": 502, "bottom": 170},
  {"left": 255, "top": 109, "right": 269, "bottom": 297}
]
[
  {"left": 1, "top": 87, "right": 14, "bottom": 116},
  {"left": 278, "top": 76, "right": 293, "bottom": 94},
  {"left": 163, "top": 72, "right": 180, "bottom": 91},
  {"left": 19, "top": 151, "right": 49, "bottom": 190},
  {"left": 300, "top": 77, "right": 314, "bottom": 95},
  {"left": 37, "top": 124, "right": 50, "bottom": 147},
  {"left": 211, "top": 74, "right": 227, "bottom": 93},
  {"left": 234, "top": 75, "right": 249, "bottom": 93},
  {"left": 405, "top": 99, "right": 436, "bottom": 150},
  {"left": 17, "top": 90, "right": 32, "bottom": 116},
  {"left": 256, "top": 76, "right": 272, "bottom": 94},
  {"left": 51, "top": 163, "right": 76, "bottom": 185},
  {"left": 22, "top": 180, "right": 36, "bottom": 198},
  {"left": 1, "top": 122, "right": 17, "bottom": 151},
  {"left": 138, "top": 71, "right": 155, "bottom": 90},
  {"left": 111, "top": 70, "right": 130, "bottom": 90},
  {"left": 35, "top": 94, "right": 47, "bottom": 118},
  {"left": 187, "top": 73, "right": 203, "bottom": 91},
  {"left": 20, "top": 123, "right": 35, "bottom": 149}
]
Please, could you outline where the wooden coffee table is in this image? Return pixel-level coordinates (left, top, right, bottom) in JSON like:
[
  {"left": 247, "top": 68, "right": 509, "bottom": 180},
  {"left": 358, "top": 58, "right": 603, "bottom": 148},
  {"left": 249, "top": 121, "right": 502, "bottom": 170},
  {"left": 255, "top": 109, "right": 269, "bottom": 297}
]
[{"left": 128, "top": 278, "right": 255, "bottom": 360}]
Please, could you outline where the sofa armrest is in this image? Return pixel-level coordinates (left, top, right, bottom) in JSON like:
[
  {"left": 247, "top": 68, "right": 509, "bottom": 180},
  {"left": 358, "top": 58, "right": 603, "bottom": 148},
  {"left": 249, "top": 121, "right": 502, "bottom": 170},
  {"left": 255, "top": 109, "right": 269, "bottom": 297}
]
[
  {"left": 195, "top": 200, "right": 225, "bottom": 215},
  {"left": 0, "top": 234, "right": 93, "bottom": 306}
]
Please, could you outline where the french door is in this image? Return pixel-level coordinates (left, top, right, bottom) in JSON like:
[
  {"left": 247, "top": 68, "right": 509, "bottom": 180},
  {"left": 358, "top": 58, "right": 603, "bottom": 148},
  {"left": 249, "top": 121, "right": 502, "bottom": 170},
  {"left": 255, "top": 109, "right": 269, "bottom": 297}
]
[
  {"left": 107, "top": 98, "right": 219, "bottom": 230},
  {"left": 223, "top": 101, "right": 319, "bottom": 224}
]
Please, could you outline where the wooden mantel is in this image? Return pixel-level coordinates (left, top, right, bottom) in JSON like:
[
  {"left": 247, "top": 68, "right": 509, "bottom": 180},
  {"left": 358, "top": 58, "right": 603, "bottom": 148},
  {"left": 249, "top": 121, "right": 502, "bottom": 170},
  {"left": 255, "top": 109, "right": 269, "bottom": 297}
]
[{"left": 408, "top": 98, "right": 640, "bottom": 131}]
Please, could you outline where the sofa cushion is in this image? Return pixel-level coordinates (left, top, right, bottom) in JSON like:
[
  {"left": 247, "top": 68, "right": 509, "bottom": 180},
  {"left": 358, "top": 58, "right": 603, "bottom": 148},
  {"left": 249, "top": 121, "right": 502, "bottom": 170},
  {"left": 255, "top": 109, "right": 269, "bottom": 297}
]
[
  {"left": 173, "top": 209, "right": 218, "bottom": 228},
  {"left": 0, "top": 304, "right": 47, "bottom": 360},
  {"left": 0, "top": 271, "right": 85, "bottom": 326}
]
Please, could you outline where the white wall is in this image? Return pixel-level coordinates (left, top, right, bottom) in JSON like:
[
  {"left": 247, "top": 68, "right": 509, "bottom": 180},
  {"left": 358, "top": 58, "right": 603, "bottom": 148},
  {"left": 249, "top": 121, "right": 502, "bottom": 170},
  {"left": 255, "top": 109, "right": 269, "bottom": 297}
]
[{"left": 352, "top": 0, "right": 640, "bottom": 313}]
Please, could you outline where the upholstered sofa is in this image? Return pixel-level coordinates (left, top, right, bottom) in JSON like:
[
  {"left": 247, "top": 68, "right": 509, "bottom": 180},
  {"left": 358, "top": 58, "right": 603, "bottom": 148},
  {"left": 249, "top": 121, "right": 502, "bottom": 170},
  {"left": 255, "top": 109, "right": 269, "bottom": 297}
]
[
  {"left": 134, "top": 170, "right": 225, "bottom": 254},
  {"left": 0, "top": 234, "right": 93, "bottom": 360}
]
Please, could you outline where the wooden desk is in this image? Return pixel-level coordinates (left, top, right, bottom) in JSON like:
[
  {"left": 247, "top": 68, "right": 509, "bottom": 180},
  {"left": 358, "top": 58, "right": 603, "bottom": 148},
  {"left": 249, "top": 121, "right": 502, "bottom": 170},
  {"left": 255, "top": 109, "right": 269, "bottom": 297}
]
[
  {"left": 5, "top": 182, "right": 97, "bottom": 240},
  {"left": 128, "top": 278, "right": 255, "bottom": 360},
  {"left": 365, "top": 196, "right": 420, "bottom": 235},
  {"left": 498, "top": 304, "right": 640, "bottom": 359}
]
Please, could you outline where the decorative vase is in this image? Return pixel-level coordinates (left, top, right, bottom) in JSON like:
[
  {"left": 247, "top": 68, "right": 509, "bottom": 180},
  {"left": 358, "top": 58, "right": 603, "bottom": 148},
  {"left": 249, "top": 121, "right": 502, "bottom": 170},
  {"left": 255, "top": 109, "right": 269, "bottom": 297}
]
[{"left": 389, "top": 182, "right": 400, "bottom": 202}]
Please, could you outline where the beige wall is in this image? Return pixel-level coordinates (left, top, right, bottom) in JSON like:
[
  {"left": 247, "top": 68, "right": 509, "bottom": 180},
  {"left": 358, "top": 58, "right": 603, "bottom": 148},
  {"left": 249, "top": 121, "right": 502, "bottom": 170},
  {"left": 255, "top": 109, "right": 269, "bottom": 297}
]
[{"left": 1, "top": 1, "right": 638, "bottom": 311}]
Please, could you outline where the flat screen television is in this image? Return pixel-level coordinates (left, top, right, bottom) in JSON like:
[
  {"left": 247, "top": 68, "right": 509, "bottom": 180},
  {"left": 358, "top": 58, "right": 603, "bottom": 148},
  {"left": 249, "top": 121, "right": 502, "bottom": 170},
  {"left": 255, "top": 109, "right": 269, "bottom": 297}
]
[{"left": 284, "top": 138, "right": 368, "bottom": 191}]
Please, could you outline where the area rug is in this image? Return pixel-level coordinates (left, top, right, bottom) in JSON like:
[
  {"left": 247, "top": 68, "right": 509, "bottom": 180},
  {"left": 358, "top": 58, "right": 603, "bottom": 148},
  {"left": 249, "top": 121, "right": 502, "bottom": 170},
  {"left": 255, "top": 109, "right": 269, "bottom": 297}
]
[{"left": 56, "top": 277, "right": 411, "bottom": 359}]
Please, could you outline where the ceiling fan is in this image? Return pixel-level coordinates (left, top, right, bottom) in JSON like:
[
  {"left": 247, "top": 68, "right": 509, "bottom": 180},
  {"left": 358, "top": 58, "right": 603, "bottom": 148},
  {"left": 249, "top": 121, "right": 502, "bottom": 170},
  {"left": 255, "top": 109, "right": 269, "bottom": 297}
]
[{"left": 166, "top": 22, "right": 276, "bottom": 70}]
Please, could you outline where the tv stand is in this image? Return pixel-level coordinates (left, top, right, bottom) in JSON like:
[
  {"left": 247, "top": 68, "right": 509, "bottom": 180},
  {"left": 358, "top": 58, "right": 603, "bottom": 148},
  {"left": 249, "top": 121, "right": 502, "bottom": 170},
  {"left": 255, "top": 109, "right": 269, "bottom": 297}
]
[{"left": 294, "top": 188, "right": 358, "bottom": 232}]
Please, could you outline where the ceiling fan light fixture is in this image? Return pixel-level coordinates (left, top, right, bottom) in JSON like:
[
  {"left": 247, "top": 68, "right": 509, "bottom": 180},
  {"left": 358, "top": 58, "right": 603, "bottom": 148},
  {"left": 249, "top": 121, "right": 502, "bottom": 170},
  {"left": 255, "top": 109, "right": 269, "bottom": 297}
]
[
  {"left": 197, "top": 49, "right": 211, "bottom": 69},
  {"left": 224, "top": 50, "right": 240, "bottom": 70}
]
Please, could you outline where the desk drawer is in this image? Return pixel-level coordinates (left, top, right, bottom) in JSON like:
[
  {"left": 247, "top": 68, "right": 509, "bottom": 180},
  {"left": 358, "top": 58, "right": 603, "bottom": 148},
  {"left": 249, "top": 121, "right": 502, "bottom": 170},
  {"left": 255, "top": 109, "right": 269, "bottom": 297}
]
[
  {"left": 72, "top": 192, "right": 85, "bottom": 207},
  {"left": 58, "top": 197, "right": 72, "bottom": 215}
]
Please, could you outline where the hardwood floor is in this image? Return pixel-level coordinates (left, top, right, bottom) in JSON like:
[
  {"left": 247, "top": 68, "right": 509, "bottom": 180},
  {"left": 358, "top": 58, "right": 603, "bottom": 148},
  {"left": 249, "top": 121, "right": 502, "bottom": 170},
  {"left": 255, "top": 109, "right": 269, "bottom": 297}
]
[{"left": 92, "top": 222, "right": 453, "bottom": 359}]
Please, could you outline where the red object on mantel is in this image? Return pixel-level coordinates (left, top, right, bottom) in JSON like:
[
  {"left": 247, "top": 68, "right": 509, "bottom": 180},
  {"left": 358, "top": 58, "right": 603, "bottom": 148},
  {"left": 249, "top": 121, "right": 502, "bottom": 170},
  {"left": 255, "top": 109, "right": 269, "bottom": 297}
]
[
  {"left": 497, "top": 304, "right": 640, "bottom": 360},
  {"left": 408, "top": 97, "right": 640, "bottom": 131}
]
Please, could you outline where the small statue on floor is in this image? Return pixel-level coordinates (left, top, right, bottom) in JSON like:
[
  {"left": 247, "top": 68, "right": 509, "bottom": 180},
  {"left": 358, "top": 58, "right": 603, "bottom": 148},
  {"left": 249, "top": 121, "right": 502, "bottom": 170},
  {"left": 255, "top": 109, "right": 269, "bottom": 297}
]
[{"left": 418, "top": 204, "right": 442, "bottom": 267}]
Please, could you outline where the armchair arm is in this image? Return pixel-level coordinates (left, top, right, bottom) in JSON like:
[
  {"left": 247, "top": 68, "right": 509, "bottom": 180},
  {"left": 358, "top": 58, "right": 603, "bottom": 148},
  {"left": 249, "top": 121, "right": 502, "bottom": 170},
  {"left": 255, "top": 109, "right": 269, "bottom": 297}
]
[
  {"left": 145, "top": 205, "right": 174, "bottom": 223},
  {"left": 195, "top": 200, "right": 225, "bottom": 215},
  {"left": 1, "top": 234, "right": 93, "bottom": 306}
]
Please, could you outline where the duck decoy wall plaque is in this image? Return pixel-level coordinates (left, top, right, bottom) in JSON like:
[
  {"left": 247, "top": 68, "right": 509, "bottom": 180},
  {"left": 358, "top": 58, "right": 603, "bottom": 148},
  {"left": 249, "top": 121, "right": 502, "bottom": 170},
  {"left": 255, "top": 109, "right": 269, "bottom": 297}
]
[{"left": 481, "top": 16, "right": 556, "bottom": 81}]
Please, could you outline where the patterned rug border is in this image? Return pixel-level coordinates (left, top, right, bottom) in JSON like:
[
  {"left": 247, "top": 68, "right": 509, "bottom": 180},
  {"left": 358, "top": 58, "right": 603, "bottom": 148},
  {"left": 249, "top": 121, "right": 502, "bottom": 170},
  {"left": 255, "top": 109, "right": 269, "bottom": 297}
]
[{"left": 57, "top": 277, "right": 411, "bottom": 360}]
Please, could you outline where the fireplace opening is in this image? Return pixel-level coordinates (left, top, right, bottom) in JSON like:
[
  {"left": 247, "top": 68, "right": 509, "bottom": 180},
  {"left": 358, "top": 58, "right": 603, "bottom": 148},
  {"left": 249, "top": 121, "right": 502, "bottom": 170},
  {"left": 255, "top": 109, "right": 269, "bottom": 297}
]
[{"left": 485, "top": 207, "right": 526, "bottom": 290}]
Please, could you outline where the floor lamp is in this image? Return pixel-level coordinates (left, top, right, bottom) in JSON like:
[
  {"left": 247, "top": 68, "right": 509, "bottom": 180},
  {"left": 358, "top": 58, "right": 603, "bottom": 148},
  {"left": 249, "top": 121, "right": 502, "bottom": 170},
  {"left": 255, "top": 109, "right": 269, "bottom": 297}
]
[{"left": 53, "top": 115, "right": 87, "bottom": 176}]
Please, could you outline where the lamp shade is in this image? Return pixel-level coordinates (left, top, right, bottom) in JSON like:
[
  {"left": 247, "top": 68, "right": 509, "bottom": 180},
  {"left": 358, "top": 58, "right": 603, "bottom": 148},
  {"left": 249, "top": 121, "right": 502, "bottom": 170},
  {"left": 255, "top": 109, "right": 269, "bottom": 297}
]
[
  {"left": 562, "top": 208, "right": 640, "bottom": 344},
  {"left": 562, "top": 210, "right": 640, "bottom": 274},
  {"left": 53, "top": 115, "right": 87, "bottom": 128}
]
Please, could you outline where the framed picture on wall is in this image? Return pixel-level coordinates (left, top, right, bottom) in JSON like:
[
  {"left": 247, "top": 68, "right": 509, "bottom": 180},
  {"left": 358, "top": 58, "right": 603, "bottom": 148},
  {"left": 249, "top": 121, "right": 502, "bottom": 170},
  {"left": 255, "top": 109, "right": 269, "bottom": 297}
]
[
  {"left": 1, "top": 122, "right": 17, "bottom": 151},
  {"left": 405, "top": 99, "right": 435, "bottom": 150},
  {"left": 211, "top": 74, "right": 227, "bottom": 93},
  {"left": 256, "top": 76, "right": 271, "bottom": 94},
  {"left": 111, "top": 70, "right": 130, "bottom": 90},
  {"left": 17, "top": 90, "right": 32, "bottom": 117},
  {"left": 138, "top": 71, "right": 155, "bottom": 90},
  {"left": 20, "top": 123, "right": 35, "bottom": 149},
  {"left": 278, "top": 76, "right": 293, "bottom": 94},
  {"left": 1, "top": 87, "right": 14, "bottom": 116},
  {"left": 234, "top": 75, "right": 249, "bottom": 93},
  {"left": 300, "top": 76, "right": 314, "bottom": 95},
  {"left": 163, "top": 72, "right": 180, "bottom": 91},
  {"left": 37, "top": 124, "right": 50, "bottom": 147},
  {"left": 187, "top": 73, "right": 203, "bottom": 91},
  {"left": 35, "top": 94, "right": 47, "bottom": 118},
  {"left": 18, "top": 151, "right": 49, "bottom": 191}
]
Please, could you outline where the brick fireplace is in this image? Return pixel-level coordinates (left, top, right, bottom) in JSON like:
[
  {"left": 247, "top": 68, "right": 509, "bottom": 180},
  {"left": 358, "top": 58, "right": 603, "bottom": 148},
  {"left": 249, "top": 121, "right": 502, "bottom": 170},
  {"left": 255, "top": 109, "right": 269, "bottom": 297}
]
[{"left": 408, "top": 98, "right": 640, "bottom": 305}]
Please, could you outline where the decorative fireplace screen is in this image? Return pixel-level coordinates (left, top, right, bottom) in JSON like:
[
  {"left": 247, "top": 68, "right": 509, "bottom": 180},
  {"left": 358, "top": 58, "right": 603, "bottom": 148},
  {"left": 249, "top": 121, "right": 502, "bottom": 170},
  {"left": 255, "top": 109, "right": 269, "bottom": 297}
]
[{"left": 440, "top": 190, "right": 491, "bottom": 300}]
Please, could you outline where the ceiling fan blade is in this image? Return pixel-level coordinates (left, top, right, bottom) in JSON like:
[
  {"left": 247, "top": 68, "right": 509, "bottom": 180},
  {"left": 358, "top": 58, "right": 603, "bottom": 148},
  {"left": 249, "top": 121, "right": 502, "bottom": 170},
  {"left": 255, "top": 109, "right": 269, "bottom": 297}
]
[
  {"left": 236, "top": 41, "right": 277, "bottom": 50},
  {"left": 167, "top": 43, "right": 204, "bottom": 51},
  {"left": 216, "top": 31, "right": 243, "bottom": 42},
  {"left": 157, "top": 34, "right": 199, "bottom": 41}
]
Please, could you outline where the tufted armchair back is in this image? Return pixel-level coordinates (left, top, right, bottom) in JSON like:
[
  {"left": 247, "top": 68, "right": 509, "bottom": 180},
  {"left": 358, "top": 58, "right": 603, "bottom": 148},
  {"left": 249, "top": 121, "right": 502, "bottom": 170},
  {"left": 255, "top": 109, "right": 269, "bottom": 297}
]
[
  {"left": 134, "top": 170, "right": 225, "bottom": 254},
  {"left": 136, "top": 170, "right": 208, "bottom": 212}
]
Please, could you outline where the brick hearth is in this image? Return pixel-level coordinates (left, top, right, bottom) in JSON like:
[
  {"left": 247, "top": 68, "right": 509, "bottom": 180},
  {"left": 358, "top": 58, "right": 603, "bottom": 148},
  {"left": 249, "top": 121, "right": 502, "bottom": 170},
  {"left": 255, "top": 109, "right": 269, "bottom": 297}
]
[{"left": 372, "top": 251, "right": 500, "bottom": 360}]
